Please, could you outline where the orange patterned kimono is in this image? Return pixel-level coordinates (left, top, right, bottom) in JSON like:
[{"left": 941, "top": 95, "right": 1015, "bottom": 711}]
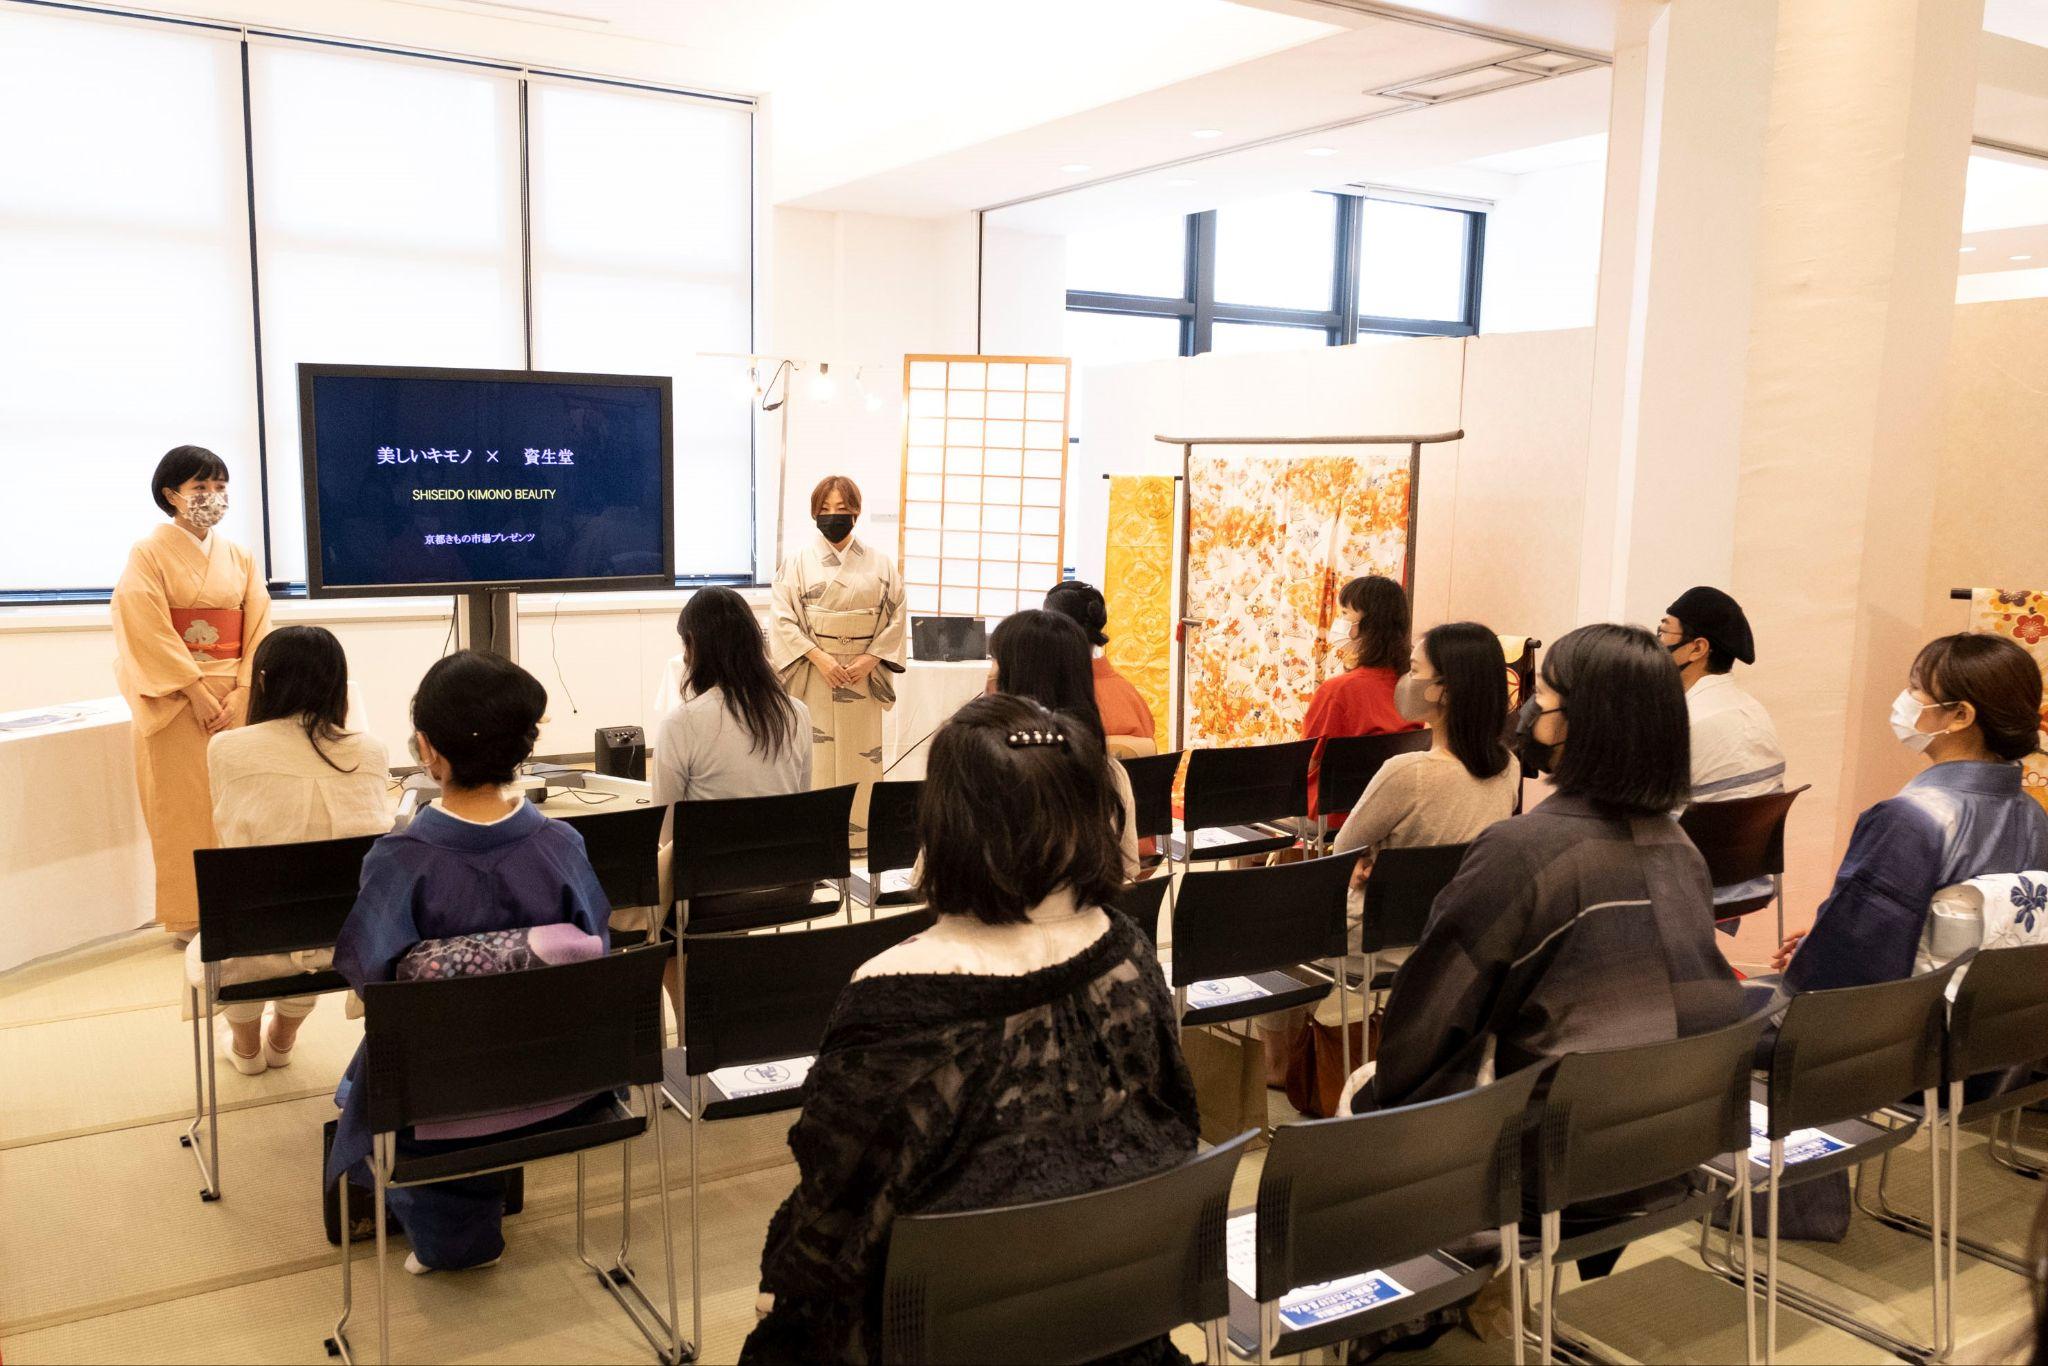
[{"left": 110, "top": 525, "right": 272, "bottom": 933}]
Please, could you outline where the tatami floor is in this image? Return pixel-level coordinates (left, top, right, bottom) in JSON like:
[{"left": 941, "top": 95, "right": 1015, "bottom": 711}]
[{"left": 0, "top": 927, "right": 2037, "bottom": 1365}]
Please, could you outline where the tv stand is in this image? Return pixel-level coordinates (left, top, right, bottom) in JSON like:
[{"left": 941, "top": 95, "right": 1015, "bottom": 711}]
[{"left": 456, "top": 588, "right": 519, "bottom": 661}]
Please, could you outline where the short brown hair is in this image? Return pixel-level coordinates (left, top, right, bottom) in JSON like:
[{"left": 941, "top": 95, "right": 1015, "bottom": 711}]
[
  {"left": 1910, "top": 632, "right": 2046, "bottom": 764},
  {"left": 808, "top": 475, "right": 863, "bottom": 516}
]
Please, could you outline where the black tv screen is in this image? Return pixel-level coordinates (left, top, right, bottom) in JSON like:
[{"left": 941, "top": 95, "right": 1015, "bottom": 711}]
[{"left": 299, "top": 364, "right": 674, "bottom": 596}]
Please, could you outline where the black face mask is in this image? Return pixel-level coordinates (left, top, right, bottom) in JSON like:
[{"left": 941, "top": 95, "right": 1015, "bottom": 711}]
[
  {"left": 816, "top": 514, "right": 854, "bottom": 543},
  {"left": 1513, "top": 694, "right": 1560, "bottom": 777}
]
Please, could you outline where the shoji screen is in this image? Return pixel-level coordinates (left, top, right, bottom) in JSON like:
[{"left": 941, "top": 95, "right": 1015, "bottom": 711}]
[
  {"left": 247, "top": 42, "right": 525, "bottom": 583},
  {"left": 0, "top": 9, "right": 259, "bottom": 590},
  {"left": 527, "top": 80, "right": 754, "bottom": 580}
]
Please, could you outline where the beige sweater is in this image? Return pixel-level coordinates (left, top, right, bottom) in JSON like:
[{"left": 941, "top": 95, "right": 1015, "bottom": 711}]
[{"left": 1332, "top": 747, "right": 1519, "bottom": 859}]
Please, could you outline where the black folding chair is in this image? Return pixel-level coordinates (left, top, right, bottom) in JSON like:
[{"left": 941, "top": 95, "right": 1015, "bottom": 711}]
[
  {"left": 1169, "top": 856, "right": 1348, "bottom": 1055},
  {"left": 1700, "top": 963, "right": 1959, "bottom": 1364},
  {"left": 1858, "top": 943, "right": 2048, "bottom": 1301},
  {"left": 1120, "top": 750, "right": 1181, "bottom": 872},
  {"left": 1530, "top": 1012, "right": 1770, "bottom": 1365},
  {"left": 1111, "top": 875, "right": 1172, "bottom": 947},
  {"left": 668, "top": 785, "right": 854, "bottom": 936},
  {"left": 882, "top": 1130, "right": 1257, "bottom": 1364},
  {"left": 850, "top": 779, "right": 922, "bottom": 914},
  {"left": 558, "top": 805, "right": 665, "bottom": 946},
  {"left": 1677, "top": 786, "right": 1808, "bottom": 940},
  {"left": 1171, "top": 741, "right": 1316, "bottom": 868},
  {"left": 662, "top": 912, "right": 934, "bottom": 1353},
  {"left": 186, "top": 833, "right": 380, "bottom": 1202},
  {"left": 1311, "top": 730, "right": 1432, "bottom": 849},
  {"left": 1355, "top": 841, "right": 1471, "bottom": 991},
  {"left": 328, "top": 945, "right": 680, "bottom": 1366},
  {"left": 1237, "top": 1065, "right": 1544, "bottom": 1364}
]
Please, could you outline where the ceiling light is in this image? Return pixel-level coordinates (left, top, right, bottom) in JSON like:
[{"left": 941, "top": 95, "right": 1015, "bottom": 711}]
[
  {"left": 1305, "top": 147, "right": 1337, "bottom": 157},
  {"left": 1061, "top": 163, "right": 1090, "bottom": 174},
  {"left": 2012, "top": 254, "right": 2033, "bottom": 262},
  {"left": 1191, "top": 128, "right": 1222, "bottom": 139},
  {"left": 1959, "top": 244, "right": 1977, "bottom": 253}
]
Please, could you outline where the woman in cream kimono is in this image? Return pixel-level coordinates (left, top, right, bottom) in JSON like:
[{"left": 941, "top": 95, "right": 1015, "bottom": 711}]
[
  {"left": 111, "top": 446, "right": 272, "bottom": 939},
  {"left": 769, "top": 476, "right": 905, "bottom": 838}
]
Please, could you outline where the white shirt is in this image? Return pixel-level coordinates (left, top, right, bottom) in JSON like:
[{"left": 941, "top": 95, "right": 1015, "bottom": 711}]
[
  {"left": 652, "top": 685, "right": 812, "bottom": 840},
  {"left": 1685, "top": 672, "right": 1786, "bottom": 802}
]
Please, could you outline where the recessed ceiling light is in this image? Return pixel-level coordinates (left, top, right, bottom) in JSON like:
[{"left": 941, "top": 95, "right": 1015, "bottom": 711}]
[
  {"left": 1166, "top": 178, "right": 1196, "bottom": 187},
  {"left": 1061, "top": 163, "right": 1090, "bottom": 174},
  {"left": 1305, "top": 146, "right": 1337, "bottom": 157},
  {"left": 1958, "top": 244, "right": 1977, "bottom": 253},
  {"left": 2012, "top": 254, "right": 2033, "bottom": 262},
  {"left": 1191, "top": 128, "right": 1222, "bottom": 139}
]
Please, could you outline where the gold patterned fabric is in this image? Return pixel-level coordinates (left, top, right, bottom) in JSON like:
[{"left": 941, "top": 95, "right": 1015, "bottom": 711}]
[
  {"left": 1102, "top": 475, "right": 1176, "bottom": 753},
  {"left": 1184, "top": 450, "right": 1413, "bottom": 748},
  {"left": 1970, "top": 588, "right": 2048, "bottom": 813}
]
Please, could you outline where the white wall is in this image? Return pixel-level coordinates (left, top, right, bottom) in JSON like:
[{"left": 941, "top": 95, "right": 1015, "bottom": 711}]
[{"left": 1478, "top": 160, "right": 1607, "bottom": 334}]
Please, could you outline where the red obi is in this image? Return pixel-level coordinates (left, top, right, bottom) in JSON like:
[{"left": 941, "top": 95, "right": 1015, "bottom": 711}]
[{"left": 169, "top": 607, "right": 243, "bottom": 662}]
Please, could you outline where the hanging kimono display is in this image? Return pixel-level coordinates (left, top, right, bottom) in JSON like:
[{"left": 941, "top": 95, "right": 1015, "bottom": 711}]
[
  {"left": 1970, "top": 588, "right": 2048, "bottom": 813},
  {"left": 1183, "top": 449, "right": 1416, "bottom": 749},
  {"left": 1102, "top": 475, "right": 1176, "bottom": 754}
]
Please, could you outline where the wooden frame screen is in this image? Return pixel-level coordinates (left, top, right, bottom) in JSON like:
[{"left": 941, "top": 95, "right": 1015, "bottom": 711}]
[{"left": 899, "top": 354, "right": 1071, "bottom": 619}]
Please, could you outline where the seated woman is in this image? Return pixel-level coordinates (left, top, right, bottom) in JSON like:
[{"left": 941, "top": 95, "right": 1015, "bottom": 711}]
[
  {"left": 325, "top": 650, "right": 611, "bottom": 1274},
  {"left": 1302, "top": 575, "right": 1421, "bottom": 817},
  {"left": 1775, "top": 631, "right": 2048, "bottom": 992},
  {"left": 742, "top": 695, "right": 1199, "bottom": 1363},
  {"left": 651, "top": 586, "right": 811, "bottom": 1009},
  {"left": 990, "top": 608, "right": 1142, "bottom": 879},
  {"left": 190, "top": 625, "right": 392, "bottom": 1075},
  {"left": 1044, "top": 579, "right": 1157, "bottom": 755}
]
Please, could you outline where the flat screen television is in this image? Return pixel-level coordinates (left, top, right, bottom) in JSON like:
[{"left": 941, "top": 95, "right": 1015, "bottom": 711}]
[{"left": 299, "top": 363, "right": 674, "bottom": 597}]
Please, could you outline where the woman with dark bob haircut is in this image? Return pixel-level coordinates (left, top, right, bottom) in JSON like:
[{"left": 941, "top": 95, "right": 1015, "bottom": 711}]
[
  {"left": 744, "top": 695, "right": 1199, "bottom": 1364},
  {"left": 1774, "top": 630, "right": 2048, "bottom": 992}
]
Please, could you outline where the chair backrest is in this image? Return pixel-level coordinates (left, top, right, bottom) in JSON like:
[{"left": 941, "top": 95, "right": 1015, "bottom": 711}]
[
  {"left": 1358, "top": 843, "right": 1470, "bottom": 954},
  {"left": 360, "top": 944, "right": 669, "bottom": 1134},
  {"left": 883, "top": 1131, "right": 1256, "bottom": 1365},
  {"left": 683, "top": 912, "right": 935, "bottom": 1075},
  {"left": 1533, "top": 1010, "right": 1769, "bottom": 1213},
  {"left": 1502, "top": 636, "right": 1540, "bottom": 712},
  {"left": 865, "top": 780, "right": 924, "bottom": 877},
  {"left": 1255, "top": 1064, "right": 1542, "bottom": 1302},
  {"left": 1676, "top": 785, "right": 1808, "bottom": 887},
  {"left": 1171, "top": 855, "right": 1351, "bottom": 984},
  {"left": 1314, "top": 730, "right": 1433, "bottom": 824},
  {"left": 557, "top": 805, "right": 665, "bottom": 910},
  {"left": 1946, "top": 943, "right": 2048, "bottom": 1081},
  {"left": 1119, "top": 751, "right": 1181, "bottom": 841},
  {"left": 670, "top": 784, "right": 856, "bottom": 899},
  {"left": 1110, "top": 877, "right": 1171, "bottom": 946},
  {"left": 1766, "top": 961, "right": 1959, "bottom": 1136},
  {"left": 193, "top": 833, "right": 382, "bottom": 963},
  {"left": 1183, "top": 740, "right": 1316, "bottom": 833}
]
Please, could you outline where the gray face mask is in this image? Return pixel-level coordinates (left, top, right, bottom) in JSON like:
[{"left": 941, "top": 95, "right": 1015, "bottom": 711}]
[
  {"left": 181, "top": 490, "right": 228, "bottom": 530},
  {"left": 1393, "top": 672, "right": 1440, "bottom": 722}
]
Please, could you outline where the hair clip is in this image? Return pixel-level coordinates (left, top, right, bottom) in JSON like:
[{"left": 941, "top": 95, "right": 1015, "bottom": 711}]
[{"left": 1005, "top": 728, "right": 1068, "bottom": 748}]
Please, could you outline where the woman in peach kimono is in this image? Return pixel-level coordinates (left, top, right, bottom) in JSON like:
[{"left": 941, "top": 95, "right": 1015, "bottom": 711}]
[
  {"left": 769, "top": 476, "right": 905, "bottom": 842},
  {"left": 111, "top": 446, "right": 272, "bottom": 940}
]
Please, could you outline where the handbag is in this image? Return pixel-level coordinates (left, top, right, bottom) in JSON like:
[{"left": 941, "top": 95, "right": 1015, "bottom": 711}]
[
  {"left": 1284, "top": 1004, "right": 1383, "bottom": 1118},
  {"left": 1181, "top": 1027, "right": 1267, "bottom": 1145}
]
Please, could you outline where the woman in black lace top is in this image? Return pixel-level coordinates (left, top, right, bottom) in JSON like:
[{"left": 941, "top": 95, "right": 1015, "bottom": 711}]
[{"left": 742, "top": 695, "right": 1200, "bottom": 1365}]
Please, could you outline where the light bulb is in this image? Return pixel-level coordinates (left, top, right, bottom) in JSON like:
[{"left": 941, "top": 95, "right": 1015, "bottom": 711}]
[{"left": 811, "top": 362, "right": 838, "bottom": 402}]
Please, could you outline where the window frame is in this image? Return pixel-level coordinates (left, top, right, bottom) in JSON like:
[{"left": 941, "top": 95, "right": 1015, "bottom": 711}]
[{"left": 1062, "top": 191, "right": 1484, "bottom": 359}]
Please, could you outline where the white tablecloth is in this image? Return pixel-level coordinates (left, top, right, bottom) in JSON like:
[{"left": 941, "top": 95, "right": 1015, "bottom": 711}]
[
  {"left": 0, "top": 698, "right": 157, "bottom": 972},
  {"left": 881, "top": 659, "right": 992, "bottom": 781}
]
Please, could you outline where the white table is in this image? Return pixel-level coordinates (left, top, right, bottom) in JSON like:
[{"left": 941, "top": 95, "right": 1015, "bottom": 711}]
[
  {"left": 0, "top": 698, "right": 157, "bottom": 973},
  {"left": 881, "top": 659, "right": 993, "bottom": 781}
]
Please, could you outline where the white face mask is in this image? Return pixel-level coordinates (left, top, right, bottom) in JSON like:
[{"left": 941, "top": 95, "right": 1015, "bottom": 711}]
[
  {"left": 1889, "top": 689, "right": 1947, "bottom": 753},
  {"left": 179, "top": 490, "right": 228, "bottom": 530}
]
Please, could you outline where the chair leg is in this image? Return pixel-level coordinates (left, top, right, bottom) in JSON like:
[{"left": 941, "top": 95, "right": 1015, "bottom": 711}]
[
  {"left": 1500, "top": 1222, "right": 1524, "bottom": 1366},
  {"left": 1765, "top": 1143, "right": 1780, "bottom": 1366},
  {"left": 578, "top": 1097, "right": 689, "bottom": 1363},
  {"left": 326, "top": 1171, "right": 356, "bottom": 1361},
  {"left": 1256, "top": 1297, "right": 1276, "bottom": 1365},
  {"left": 690, "top": 1079, "right": 704, "bottom": 1362},
  {"left": 1926, "top": 1086, "right": 1945, "bottom": 1363},
  {"left": 1334, "top": 956, "right": 1350, "bottom": 1087},
  {"left": 374, "top": 1136, "right": 392, "bottom": 1366},
  {"left": 652, "top": 1087, "right": 687, "bottom": 1364},
  {"left": 1539, "top": 1209, "right": 1559, "bottom": 1366},
  {"left": 1202, "top": 1315, "right": 1228, "bottom": 1364},
  {"left": 180, "top": 983, "right": 222, "bottom": 1201}
]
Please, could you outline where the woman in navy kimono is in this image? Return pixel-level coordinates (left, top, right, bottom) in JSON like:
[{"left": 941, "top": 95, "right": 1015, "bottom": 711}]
[{"left": 325, "top": 650, "right": 610, "bottom": 1272}]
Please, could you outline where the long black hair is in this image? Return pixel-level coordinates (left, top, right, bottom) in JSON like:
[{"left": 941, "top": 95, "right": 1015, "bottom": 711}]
[
  {"left": 1542, "top": 623, "right": 1691, "bottom": 813},
  {"left": 678, "top": 586, "right": 799, "bottom": 760},
  {"left": 1422, "top": 622, "right": 1512, "bottom": 781},
  {"left": 1340, "top": 575, "right": 1411, "bottom": 673},
  {"left": 247, "top": 625, "right": 356, "bottom": 773},
  {"left": 990, "top": 609, "right": 1105, "bottom": 743}
]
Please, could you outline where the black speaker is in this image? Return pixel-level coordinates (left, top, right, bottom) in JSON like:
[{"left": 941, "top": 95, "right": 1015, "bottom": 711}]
[
  {"left": 911, "top": 615, "right": 988, "bottom": 662},
  {"left": 594, "top": 725, "right": 646, "bottom": 781}
]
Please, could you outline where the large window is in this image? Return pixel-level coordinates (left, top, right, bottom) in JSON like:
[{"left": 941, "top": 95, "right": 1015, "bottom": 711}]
[
  {"left": 1064, "top": 190, "right": 1483, "bottom": 363},
  {"left": 0, "top": 3, "right": 755, "bottom": 598}
]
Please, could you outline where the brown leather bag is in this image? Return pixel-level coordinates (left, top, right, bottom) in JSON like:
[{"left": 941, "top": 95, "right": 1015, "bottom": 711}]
[{"left": 1283, "top": 1005, "right": 1382, "bottom": 1118}]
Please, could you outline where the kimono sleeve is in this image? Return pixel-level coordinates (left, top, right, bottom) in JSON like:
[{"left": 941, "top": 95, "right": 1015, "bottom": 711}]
[
  {"left": 1784, "top": 798, "right": 1944, "bottom": 992},
  {"left": 236, "top": 547, "right": 273, "bottom": 690},
  {"left": 767, "top": 556, "right": 820, "bottom": 674},
  {"left": 332, "top": 839, "right": 424, "bottom": 990},
  {"left": 868, "top": 550, "right": 907, "bottom": 669},
  {"left": 110, "top": 546, "right": 202, "bottom": 703},
  {"left": 1360, "top": 825, "right": 1535, "bottom": 1110},
  {"left": 551, "top": 825, "right": 614, "bottom": 945}
]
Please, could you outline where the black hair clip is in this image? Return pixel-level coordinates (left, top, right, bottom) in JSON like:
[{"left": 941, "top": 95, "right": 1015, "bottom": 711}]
[{"left": 1005, "top": 728, "right": 1068, "bottom": 748}]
